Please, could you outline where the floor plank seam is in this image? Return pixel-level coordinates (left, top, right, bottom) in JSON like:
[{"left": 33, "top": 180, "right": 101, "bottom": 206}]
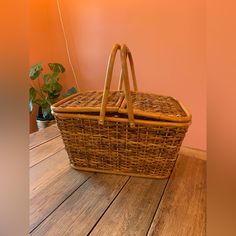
[
  {"left": 30, "top": 173, "right": 95, "bottom": 234},
  {"left": 30, "top": 163, "right": 71, "bottom": 195},
  {"left": 145, "top": 176, "right": 172, "bottom": 236},
  {"left": 86, "top": 176, "right": 131, "bottom": 236},
  {"left": 29, "top": 134, "right": 61, "bottom": 150},
  {"left": 30, "top": 147, "right": 65, "bottom": 168}
]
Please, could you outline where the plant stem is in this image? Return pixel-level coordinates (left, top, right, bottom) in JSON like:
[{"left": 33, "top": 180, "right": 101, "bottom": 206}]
[{"left": 36, "top": 76, "right": 46, "bottom": 101}]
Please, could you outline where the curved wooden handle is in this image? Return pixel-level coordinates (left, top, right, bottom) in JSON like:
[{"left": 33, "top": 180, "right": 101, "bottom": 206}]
[
  {"left": 118, "top": 46, "right": 138, "bottom": 91},
  {"left": 99, "top": 44, "right": 121, "bottom": 125},
  {"left": 99, "top": 43, "right": 135, "bottom": 127},
  {"left": 120, "top": 44, "right": 135, "bottom": 127}
]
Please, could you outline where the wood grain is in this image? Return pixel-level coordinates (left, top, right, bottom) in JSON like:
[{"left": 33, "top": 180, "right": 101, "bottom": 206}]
[
  {"left": 147, "top": 155, "right": 206, "bottom": 236},
  {"left": 180, "top": 146, "right": 207, "bottom": 161},
  {"left": 30, "top": 167, "right": 93, "bottom": 232},
  {"left": 31, "top": 174, "right": 129, "bottom": 236},
  {"left": 30, "top": 136, "right": 64, "bottom": 167},
  {"left": 29, "top": 124, "right": 60, "bottom": 149},
  {"left": 90, "top": 177, "right": 168, "bottom": 236},
  {"left": 29, "top": 126, "right": 206, "bottom": 236},
  {"left": 30, "top": 149, "right": 69, "bottom": 198}
]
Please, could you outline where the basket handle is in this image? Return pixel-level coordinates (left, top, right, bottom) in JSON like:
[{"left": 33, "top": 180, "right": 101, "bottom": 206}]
[
  {"left": 118, "top": 46, "right": 138, "bottom": 91},
  {"left": 99, "top": 44, "right": 135, "bottom": 127}
]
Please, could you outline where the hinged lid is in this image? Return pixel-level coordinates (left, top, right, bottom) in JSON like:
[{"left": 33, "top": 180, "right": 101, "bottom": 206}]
[
  {"left": 52, "top": 91, "right": 124, "bottom": 113},
  {"left": 118, "top": 92, "right": 191, "bottom": 122},
  {"left": 52, "top": 90, "right": 191, "bottom": 123}
]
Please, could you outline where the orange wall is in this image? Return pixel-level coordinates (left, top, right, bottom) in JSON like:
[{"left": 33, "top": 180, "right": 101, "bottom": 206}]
[
  {"left": 29, "top": 0, "right": 74, "bottom": 132},
  {"left": 30, "top": 0, "right": 206, "bottom": 150}
]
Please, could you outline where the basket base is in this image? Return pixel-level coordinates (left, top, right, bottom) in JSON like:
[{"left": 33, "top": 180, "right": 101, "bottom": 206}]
[{"left": 70, "top": 164, "right": 170, "bottom": 180}]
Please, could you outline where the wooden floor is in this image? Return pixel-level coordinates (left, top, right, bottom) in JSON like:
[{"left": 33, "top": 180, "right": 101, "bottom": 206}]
[{"left": 30, "top": 125, "right": 206, "bottom": 236}]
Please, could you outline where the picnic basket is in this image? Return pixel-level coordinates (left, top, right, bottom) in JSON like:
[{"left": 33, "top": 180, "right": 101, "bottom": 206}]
[{"left": 52, "top": 44, "right": 191, "bottom": 179}]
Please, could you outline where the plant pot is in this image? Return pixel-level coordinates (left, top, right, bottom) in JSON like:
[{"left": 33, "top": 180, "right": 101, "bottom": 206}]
[
  {"left": 36, "top": 106, "right": 55, "bottom": 131},
  {"left": 36, "top": 119, "right": 56, "bottom": 131}
]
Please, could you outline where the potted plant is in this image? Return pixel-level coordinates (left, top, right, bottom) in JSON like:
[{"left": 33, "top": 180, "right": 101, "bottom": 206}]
[{"left": 29, "top": 62, "right": 77, "bottom": 130}]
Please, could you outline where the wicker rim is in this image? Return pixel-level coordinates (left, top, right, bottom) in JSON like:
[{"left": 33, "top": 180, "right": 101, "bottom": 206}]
[
  {"left": 52, "top": 111, "right": 191, "bottom": 127},
  {"left": 52, "top": 91, "right": 191, "bottom": 123}
]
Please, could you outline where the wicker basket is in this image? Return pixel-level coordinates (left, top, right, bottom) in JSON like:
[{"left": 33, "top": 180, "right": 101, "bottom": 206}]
[{"left": 52, "top": 44, "right": 191, "bottom": 179}]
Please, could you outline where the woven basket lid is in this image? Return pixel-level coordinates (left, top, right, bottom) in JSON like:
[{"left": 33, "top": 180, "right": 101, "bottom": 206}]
[
  {"left": 52, "top": 90, "right": 191, "bottom": 123},
  {"left": 51, "top": 91, "right": 124, "bottom": 113},
  {"left": 119, "top": 92, "right": 191, "bottom": 122}
]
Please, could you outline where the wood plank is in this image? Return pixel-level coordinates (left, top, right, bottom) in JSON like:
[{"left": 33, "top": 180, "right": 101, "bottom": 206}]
[
  {"left": 30, "top": 136, "right": 64, "bottom": 167},
  {"left": 29, "top": 124, "right": 60, "bottom": 149},
  {"left": 90, "top": 177, "right": 168, "bottom": 236},
  {"left": 30, "top": 166, "right": 93, "bottom": 232},
  {"left": 180, "top": 146, "right": 207, "bottom": 161},
  {"left": 147, "top": 155, "right": 206, "bottom": 236},
  {"left": 30, "top": 174, "right": 129, "bottom": 236},
  {"left": 30, "top": 149, "right": 69, "bottom": 199}
]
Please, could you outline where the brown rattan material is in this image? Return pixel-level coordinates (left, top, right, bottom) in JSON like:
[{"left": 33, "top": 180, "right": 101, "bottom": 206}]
[
  {"left": 56, "top": 115, "right": 188, "bottom": 179},
  {"left": 119, "top": 91, "right": 191, "bottom": 122},
  {"left": 52, "top": 91, "right": 124, "bottom": 113},
  {"left": 52, "top": 43, "right": 191, "bottom": 179}
]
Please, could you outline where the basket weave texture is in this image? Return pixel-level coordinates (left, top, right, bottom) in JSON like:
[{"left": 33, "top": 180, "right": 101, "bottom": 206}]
[
  {"left": 52, "top": 44, "right": 191, "bottom": 179},
  {"left": 56, "top": 117, "right": 188, "bottom": 178},
  {"left": 54, "top": 91, "right": 124, "bottom": 113}
]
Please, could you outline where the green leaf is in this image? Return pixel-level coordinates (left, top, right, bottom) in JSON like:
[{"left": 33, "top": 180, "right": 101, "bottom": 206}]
[
  {"left": 29, "top": 87, "right": 37, "bottom": 101},
  {"left": 40, "top": 99, "right": 50, "bottom": 109},
  {"left": 63, "top": 87, "right": 77, "bottom": 98},
  {"left": 29, "top": 63, "right": 43, "bottom": 80},
  {"left": 41, "top": 103, "right": 48, "bottom": 109},
  {"left": 34, "top": 99, "right": 43, "bottom": 107},
  {"left": 51, "top": 71, "right": 60, "bottom": 80},
  {"left": 45, "top": 97, "right": 52, "bottom": 106},
  {"left": 48, "top": 63, "right": 65, "bottom": 74},
  {"left": 43, "top": 74, "right": 51, "bottom": 83},
  {"left": 29, "top": 63, "right": 66, "bottom": 113},
  {"left": 52, "top": 81, "right": 62, "bottom": 93},
  {"left": 48, "top": 92, "right": 60, "bottom": 101},
  {"left": 42, "top": 83, "right": 52, "bottom": 94}
]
